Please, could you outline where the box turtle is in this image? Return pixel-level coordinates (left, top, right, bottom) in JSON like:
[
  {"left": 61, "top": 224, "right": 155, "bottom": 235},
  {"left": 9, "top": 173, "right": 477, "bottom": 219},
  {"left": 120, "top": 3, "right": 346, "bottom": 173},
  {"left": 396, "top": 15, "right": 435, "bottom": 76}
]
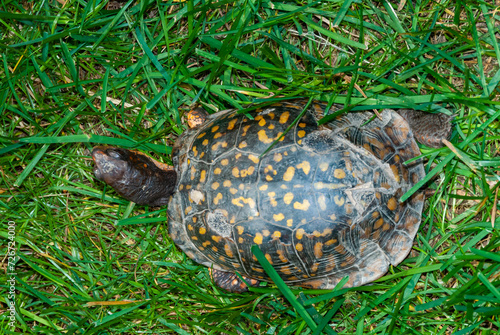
[{"left": 92, "top": 99, "right": 452, "bottom": 292}]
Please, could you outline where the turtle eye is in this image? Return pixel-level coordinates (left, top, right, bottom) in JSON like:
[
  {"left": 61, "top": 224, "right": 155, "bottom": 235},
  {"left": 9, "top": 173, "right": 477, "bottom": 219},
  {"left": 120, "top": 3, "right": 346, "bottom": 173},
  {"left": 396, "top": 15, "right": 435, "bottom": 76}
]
[{"left": 107, "top": 149, "right": 122, "bottom": 159}]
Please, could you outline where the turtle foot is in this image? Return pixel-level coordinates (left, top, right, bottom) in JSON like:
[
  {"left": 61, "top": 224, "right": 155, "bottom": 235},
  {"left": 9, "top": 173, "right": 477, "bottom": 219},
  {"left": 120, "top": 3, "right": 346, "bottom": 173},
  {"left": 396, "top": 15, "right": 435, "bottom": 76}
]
[{"left": 210, "top": 269, "right": 260, "bottom": 293}]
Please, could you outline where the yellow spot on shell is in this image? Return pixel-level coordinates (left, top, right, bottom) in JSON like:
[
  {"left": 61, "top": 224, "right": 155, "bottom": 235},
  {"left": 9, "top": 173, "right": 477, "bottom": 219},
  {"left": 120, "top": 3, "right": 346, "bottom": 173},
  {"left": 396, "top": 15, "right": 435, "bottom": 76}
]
[
  {"left": 298, "top": 122, "right": 306, "bottom": 128},
  {"left": 314, "top": 182, "right": 345, "bottom": 190},
  {"left": 188, "top": 224, "right": 194, "bottom": 231},
  {"left": 200, "top": 170, "right": 206, "bottom": 182},
  {"left": 294, "top": 199, "right": 311, "bottom": 211},
  {"left": 387, "top": 197, "right": 397, "bottom": 211},
  {"left": 258, "top": 118, "right": 266, "bottom": 127},
  {"left": 211, "top": 141, "right": 228, "bottom": 151},
  {"left": 221, "top": 159, "right": 229, "bottom": 166},
  {"left": 325, "top": 239, "right": 337, "bottom": 246},
  {"left": 296, "top": 228, "right": 305, "bottom": 240},
  {"left": 197, "top": 132, "right": 206, "bottom": 139},
  {"left": 334, "top": 196, "right": 344, "bottom": 206},
  {"left": 258, "top": 129, "right": 272, "bottom": 144},
  {"left": 297, "top": 161, "right": 311, "bottom": 175},
  {"left": 212, "top": 246, "right": 218, "bottom": 252},
  {"left": 199, "top": 227, "right": 206, "bottom": 234},
  {"left": 211, "top": 125, "right": 219, "bottom": 132},
  {"left": 334, "top": 169, "right": 346, "bottom": 179},
  {"left": 224, "top": 244, "right": 233, "bottom": 257},
  {"left": 223, "top": 180, "right": 231, "bottom": 187},
  {"left": 274, "top": 153, "right": 282, "bottom": 162},
  {"left": 214, "top": 132, "right": 223, "bottom": 139},
  {"left": 375, "top": 218, "right": 384, "bottom": 229},
  {"left": 229, "top": 187, "right": 238, "bottom": 194},
  {"left": 391, "top": 165, "right": 400, "bottom": 182},
  {"left": 283, "top": 192, "right": 294, "bottom": 205},
  {"left": 281, "top": 266, "right": 292, "bottom": 275},
  {"left": 214, "top": 167, "right": 222, "bottom": 175},
  {"left": 314, "top": 242, "right": 323, "bottom": 258},
  {"left": 192, "top": 146, "right": 198, "bottom": 157},
  {"left": 277, "top": 249, "right": 287, "bottom": 263},
  {"left": 231, "top": 197, "right": 256, "bottom": 208},
  {"left": 211, "top": 182, "right": 219, "bottom": 190},
  {"left": 227, "top": 118, "right": 238, "bottom": 130},
  {"left": 272, "top": 231, "right": 281, "bottom": 239},
  {"left": 263, "top": 230, "right": 270, "bottom": 237},
  {"left": 319, "top": 162, "right": 329, "bottom": 171},
  {"left": 273, "top": 213, "right": 285, "bottom": 221},
  {"left": 202, "top": 139, "right": 209, "bottom": 146},
  {"left": 287, "top": 219, "right": 293, "bottom": 227},
  {"left": 266, "top": 175, "right": 273, "bottom": 181},
  {"left": 239, "top": 141, "right": 247, "bottom": 149},
  {"left": 212, "top": 235, "right": 222, "bottom": 242},
  {"left": 240, "top": 166, "right": 255, "bottom": 177},
  {"left": 318, "top": 194, "right": 327, "bottom": 211},
  {"left": 297, "top": 130, "right": 306, "bottom": 138},
  {"left": 254, "top": 233, "right": 263, "bottom": 245},
  {"left": 248, "top": 154, "right": 259, "bottom": 164},
  {"left": 296, "top": 243, "right": 303, "bottom": 251},
  {"left": 279, "top": 111, "right": 290, "bottom": 124},
  {"left": 259, "top": 184, "right": 268, "bottom": 191},
  {"left": 283, "top": 167, "right": 295, "bottom": 181},
  {"left": 232, "top": 167, "right": 240, "bottom": 177},
  {"left": 241, "top": 125, "right": 251, "bottom": 136},
  {"left": 265, "top": 253, "right": 273, "bottom": 264},
  {"left": 213, "top": 193, "right": 223, "bottom": 205},
  {"left": 236, "top": 226, "right": 244, "bottom": 234}
]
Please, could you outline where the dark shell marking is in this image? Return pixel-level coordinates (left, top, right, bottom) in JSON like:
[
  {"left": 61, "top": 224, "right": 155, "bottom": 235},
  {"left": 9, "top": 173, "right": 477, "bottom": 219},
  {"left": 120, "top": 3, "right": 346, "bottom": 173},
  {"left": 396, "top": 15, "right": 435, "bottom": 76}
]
[{"left": 168, "top": 100, "right": 425, "bottom": 289}]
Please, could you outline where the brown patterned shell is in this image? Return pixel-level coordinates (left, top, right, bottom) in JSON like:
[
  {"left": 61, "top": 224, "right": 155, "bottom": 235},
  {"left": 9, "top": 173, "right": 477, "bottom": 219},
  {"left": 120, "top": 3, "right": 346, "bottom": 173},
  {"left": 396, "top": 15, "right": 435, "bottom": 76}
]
[{"left": 167, "top": 100, "right": 424, "bottom": 289}]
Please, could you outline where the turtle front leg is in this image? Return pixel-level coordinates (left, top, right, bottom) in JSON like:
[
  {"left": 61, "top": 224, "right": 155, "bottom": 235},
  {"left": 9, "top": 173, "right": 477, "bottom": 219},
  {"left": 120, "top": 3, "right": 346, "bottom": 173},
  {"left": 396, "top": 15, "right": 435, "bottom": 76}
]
[
  {"left": 209, "top": 269, "right": 260, "bottom": 293},
  {"left": 92, "top": 147, "right": 177, "bottom": 207}
]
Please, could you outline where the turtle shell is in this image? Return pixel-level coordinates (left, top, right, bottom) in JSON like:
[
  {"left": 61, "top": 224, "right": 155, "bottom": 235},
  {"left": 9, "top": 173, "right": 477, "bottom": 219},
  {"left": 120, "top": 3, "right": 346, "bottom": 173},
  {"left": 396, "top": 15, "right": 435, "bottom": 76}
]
[{"left": 167, "top": 99, "right": 424, "bottom": 289}]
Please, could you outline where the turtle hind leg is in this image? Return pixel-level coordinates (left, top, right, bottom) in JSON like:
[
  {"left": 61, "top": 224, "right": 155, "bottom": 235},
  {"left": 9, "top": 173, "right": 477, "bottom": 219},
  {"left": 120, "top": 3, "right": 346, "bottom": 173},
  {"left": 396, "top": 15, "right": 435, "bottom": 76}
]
[
  {"left": 210, "top": 269, "right": 260, "bottom": 293},
  {"left": 397, "top": 109, "right": 454, "bottom": 148}
]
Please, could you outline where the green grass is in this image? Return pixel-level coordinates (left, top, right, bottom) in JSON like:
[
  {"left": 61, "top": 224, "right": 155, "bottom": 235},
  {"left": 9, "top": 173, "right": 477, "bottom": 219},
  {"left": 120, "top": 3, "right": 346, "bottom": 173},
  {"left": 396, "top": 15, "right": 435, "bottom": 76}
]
[{"left": 1, "top": 0, "right": 499, "bottom": 334}]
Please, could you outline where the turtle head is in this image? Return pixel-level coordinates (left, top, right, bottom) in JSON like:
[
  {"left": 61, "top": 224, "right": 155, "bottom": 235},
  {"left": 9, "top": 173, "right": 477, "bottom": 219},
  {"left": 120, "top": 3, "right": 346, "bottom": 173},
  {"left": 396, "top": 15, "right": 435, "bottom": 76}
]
[
  {"left": 92, "top": 147, "right": 130, "bottom": 184},
  {"left": 92, "top": 147, "right": 176, "bottom": 206}
]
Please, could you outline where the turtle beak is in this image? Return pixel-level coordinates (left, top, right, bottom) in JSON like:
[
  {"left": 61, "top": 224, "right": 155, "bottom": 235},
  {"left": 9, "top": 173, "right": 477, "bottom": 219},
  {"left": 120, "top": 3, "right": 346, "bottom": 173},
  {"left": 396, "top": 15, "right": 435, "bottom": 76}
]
[
  {"left": 91, "top": 147, "right": 127, "bottom": 184},
  {"left": 92, "top": 147, "right": 107, "bottom": 181}
]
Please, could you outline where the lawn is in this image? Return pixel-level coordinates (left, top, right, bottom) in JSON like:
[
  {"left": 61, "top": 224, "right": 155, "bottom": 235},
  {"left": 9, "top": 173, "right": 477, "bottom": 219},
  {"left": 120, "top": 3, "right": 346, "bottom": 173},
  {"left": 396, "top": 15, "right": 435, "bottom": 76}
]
[{"left": 1, "top": 0, "right": 499, "bottom": 334}]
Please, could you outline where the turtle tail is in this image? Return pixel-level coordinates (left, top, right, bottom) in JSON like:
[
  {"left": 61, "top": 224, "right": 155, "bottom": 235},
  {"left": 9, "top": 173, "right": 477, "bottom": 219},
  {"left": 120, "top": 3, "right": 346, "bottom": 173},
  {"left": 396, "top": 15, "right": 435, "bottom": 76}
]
[{"left": 396, "top": 109, "right": 454, "bottom": 148}]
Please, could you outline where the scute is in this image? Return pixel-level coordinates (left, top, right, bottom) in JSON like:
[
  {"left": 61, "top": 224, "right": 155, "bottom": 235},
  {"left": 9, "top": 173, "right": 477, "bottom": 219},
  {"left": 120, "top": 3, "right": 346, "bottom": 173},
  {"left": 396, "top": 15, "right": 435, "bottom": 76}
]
[{"left": 167, "top": 100, "right": 425, "bottom": 289}]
